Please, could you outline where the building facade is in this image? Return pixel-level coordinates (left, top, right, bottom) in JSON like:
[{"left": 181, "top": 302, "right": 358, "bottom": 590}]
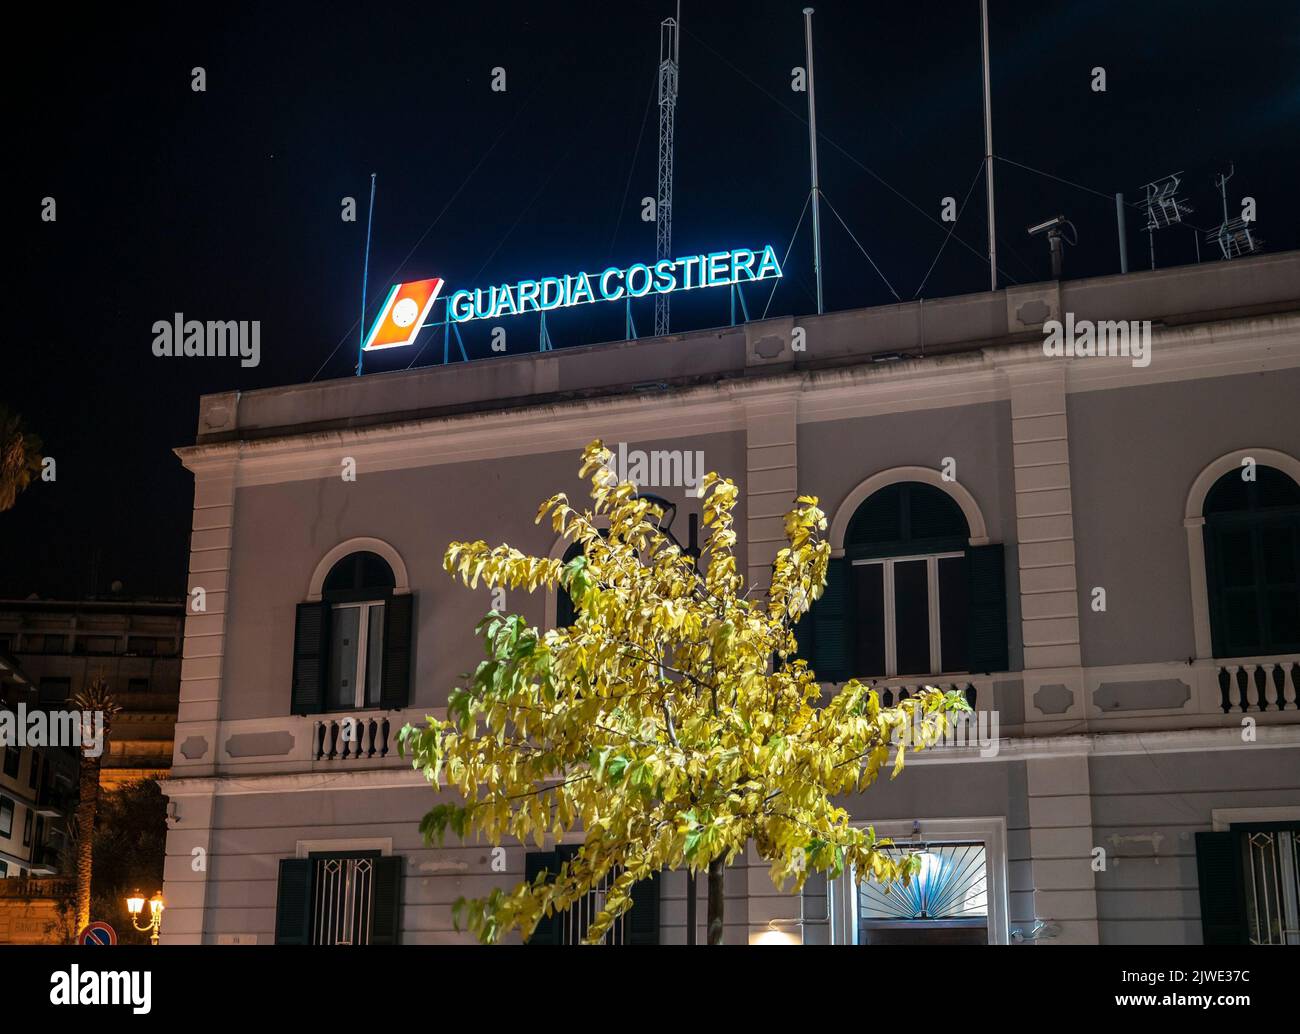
[
  {"left": 0, "top": 597, "right": 183, "bottom": 788},
  {"left": 160, "top": 251, "right": 1300, "bottom": 945},
  {"left": 0, "top": 651, "right": 79, "bottom": 942}
]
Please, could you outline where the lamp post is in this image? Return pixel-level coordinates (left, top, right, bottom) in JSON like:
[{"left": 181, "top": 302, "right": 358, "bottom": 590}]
[{"left": 126, "top": 890, "right": 165, "bottom": 945}]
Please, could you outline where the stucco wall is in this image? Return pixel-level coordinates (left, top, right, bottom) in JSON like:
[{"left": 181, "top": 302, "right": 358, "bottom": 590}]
[
  {"left": 1089, "top": 746, "right": 1300, "bottom": 945},
  {"left": 220, "top": 430, "right": 746, "bottom": 721},
  {"left": 796, "top": 400, "right": 1024, "bottom": 671},
  {"left": 1067, "top": 368, "right": 1300, "bottom": 668}
]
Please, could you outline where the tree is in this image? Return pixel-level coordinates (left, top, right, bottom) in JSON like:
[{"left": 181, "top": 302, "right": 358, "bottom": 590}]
[
  {"left": 401, "top": 440, "right": 969, "bottom": 945},
  {"left": 0, "top": 404, "right": 44, "bottom": 512},
  {"left": 71, "top": 677, "right": 120, "bottom": 933},
  {"left": 91, "top": 780, "right": 168, "bottom": 944}
]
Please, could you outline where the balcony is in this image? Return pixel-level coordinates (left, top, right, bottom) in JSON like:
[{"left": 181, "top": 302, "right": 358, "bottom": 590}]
[{"left": 313, "top": 715, "right": 393, "bottom": 762}]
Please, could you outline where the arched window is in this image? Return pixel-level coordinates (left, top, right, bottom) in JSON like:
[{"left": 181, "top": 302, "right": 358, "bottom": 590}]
[
  {"left": 556, "top": 541, "right": 583, "bottom": 629},
  {"left": 801, "top": 482, "right": 1007, "bottom": 681},
  {"left": 1203, "top": 466, "right": 1300, "bottom": 658},
  {"left": 292, "top": 550, "right": 414, "bottom": 715}
]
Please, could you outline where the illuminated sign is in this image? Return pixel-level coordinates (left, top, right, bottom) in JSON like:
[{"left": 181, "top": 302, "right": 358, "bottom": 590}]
[
  {"left": 363, "top": 277, "right": 445, "bottom": 351},
  {"left": 363, "top": 245, "right": 781, "bottom": 350}
]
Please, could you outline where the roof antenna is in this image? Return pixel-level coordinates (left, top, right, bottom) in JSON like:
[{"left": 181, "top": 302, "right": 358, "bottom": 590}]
[
  {"left": 1207, "top": 163, "right": 1263, "bottom": 260},
  {"left": 1137, "top": 172, "right": 1192, "bottom": 270}
]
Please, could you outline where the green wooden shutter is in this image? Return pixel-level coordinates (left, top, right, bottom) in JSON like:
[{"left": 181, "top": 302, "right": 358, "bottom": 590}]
[
  {"left": 626, "top": 871, "right": 661, "bottom": 944},
  {"left": 966, "top": 544, "right": 1008, "bottom": 673},
  {"left": 1194, "top": 831, "right": 1248, "bottom": 944},
  {"left": 380, "top": 593, "right": 414, "bottom": 710},
  {"left": 812, "top": 556, "right": 851, "bottom": 682},
  {"left": 523, "top": 850, "right": 562, "bottom": 945},
  {"left": 291, "top": 602, "right": 331, "bottom": 715},
  {"left": 369, "top": 855, "right": 403, "bottom": 945},
  {"left": 274, "top": 858, "right": 314, "bottom": 944}
]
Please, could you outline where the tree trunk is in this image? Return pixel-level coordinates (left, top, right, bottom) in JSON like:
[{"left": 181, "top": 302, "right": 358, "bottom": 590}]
[
  {"left": 707, "top": 856, "right": 725, "bottom": 944},
  {"left": 74, "top": 754, "right": 100, "bottom": 934}
]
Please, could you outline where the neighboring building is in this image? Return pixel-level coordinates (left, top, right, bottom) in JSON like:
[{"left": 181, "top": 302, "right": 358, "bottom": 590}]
[
  {"left": 0, "top": 597, "right": 184, "bottom": 788},
  {"left": 0, "top": 651, "right": 79, "bottom": 943},
  {"left": 160, "top": 250, "right": 1300, "bottom": 945}
]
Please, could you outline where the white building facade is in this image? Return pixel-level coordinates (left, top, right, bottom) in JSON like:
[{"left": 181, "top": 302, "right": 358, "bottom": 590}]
[{"left": 160, "top": 251, "right": 1300, "bottom": 946}]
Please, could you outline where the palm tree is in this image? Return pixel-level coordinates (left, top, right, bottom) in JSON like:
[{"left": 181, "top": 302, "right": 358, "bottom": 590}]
[
  {"left": 71, "top": 677, "right": 121, "bottom": 933},
  {"left": 0, "top": 404, "right": 44, "bottom": 511}
]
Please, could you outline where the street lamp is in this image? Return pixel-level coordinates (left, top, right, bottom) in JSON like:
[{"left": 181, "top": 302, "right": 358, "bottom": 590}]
[{"left": 126, "top": 889, "right": 165, "bottom": 945}]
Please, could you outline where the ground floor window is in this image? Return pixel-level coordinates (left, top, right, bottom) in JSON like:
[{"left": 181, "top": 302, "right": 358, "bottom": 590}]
[
  {"left": 524, "top": 847, "right": 660, "bottom": 944},
  {"left": 275, "top": 852, "right": 402, "bottom": 945},
  {"left": 1196, "top": 822, "right": 1300, "bottom": 945},
  {"left": 857, "top": 841, "right": 988, "bottom": 945}
]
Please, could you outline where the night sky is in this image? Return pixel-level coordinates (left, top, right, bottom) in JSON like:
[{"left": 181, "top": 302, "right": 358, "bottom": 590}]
[{"left": 7, "top": 0, "right": 1299, "bottom": 599}]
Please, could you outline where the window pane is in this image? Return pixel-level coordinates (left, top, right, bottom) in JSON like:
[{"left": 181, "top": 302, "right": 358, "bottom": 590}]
[
  {"left": 938, "top": 556, "right": 969, "bottom": 673},
  {"left": 364, "top": 604, "right": 386, "bottom": 707},
  {"left": 894, "top": 560, "right": 930, "bottom": 676},
  {"left": 1218, "top": 530, "right": 1256, "bottom": 588},
  {"left": 1262, "top": 525, "right": 1297, "bottom": 584},
  {"left": 853, "top": 564, "right": 885, "bottom": 677},
  {"left": 329, "top": 607, "right": 361, "bottom": 709},
  {"left": 1224, "top": 588, "right": 1261, "bottom": 653}
]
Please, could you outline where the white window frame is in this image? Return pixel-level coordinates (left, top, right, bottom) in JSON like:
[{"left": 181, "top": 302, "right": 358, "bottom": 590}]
[
  {"left": 330, "top": 599, "right": 386, "bottom": 710},
  {"left": 852, "top": 551, "right": 964, "bottom": 676}
]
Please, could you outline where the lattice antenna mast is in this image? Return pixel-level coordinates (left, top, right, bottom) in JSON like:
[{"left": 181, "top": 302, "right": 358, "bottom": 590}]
[
  {"left": 655, "top": 7, "right": 680, "bottom": 337},
  {"left": 1207, "top": 163, "right": 1262, "bottom": 260}
]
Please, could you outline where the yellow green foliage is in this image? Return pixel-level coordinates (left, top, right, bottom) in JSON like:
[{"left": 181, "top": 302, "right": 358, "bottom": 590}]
[{"left": 399, "top": 440, "right": 969, "bottom": 943}]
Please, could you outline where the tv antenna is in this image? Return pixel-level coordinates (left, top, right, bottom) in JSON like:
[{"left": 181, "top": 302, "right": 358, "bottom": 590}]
[
  {"left": 655, "top": 4, "right": 681, "bottom": 337},
  {"left": 1207, "top": 163, "right": 1262, "bottom": 260},
  {"left": 1137, "top": 172, "right": 1192, "bottom": 270}
]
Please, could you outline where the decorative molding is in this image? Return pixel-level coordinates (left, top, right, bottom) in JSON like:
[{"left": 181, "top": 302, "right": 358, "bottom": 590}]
[
  {"left": 827, "top": 465, "right": 991, "bottom": 553},
  {"left": 295, "top": 836, "right": 392, "bottom": 859},
  {"left": 306, "top": 536, "right": 412, "bottom": 601}
]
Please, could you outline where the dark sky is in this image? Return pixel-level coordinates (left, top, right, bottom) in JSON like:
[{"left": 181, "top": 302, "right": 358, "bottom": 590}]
[{"left": 7, "top": 0, "right": 1299, "bottom": 599}]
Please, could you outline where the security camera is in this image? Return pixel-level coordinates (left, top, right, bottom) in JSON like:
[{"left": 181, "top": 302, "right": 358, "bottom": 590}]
[{"left": 1028, "top": 215, "right": 1067, "bottom": 237}]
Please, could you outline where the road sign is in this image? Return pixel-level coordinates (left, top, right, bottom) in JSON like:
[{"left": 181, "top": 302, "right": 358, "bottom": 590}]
[{"left": 78, "top": 921, "right": 117, "bottom": 945}]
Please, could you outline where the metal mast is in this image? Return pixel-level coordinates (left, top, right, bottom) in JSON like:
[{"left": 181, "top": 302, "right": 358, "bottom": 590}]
[
  {"left": 980, "top": 0, "right": 996, "bottom": 291},
  {"left": 655, "top": 6, "right": 680, "bottom": 337},
  {"left": 803, "top": 7, "right": 824, "bottom": 315}
]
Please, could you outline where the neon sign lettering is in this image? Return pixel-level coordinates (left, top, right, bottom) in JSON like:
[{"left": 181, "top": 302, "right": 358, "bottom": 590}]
[{"left": 363, "top": 244, "right": 782, "bottom": 350}]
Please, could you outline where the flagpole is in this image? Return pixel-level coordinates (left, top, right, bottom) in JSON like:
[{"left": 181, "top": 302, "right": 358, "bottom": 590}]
[
  {"left": 356, "top": 172, "right": 377, "bottom": 376},
  {"left": 980, "top": 0, "right": 996, "bottom": 291}
]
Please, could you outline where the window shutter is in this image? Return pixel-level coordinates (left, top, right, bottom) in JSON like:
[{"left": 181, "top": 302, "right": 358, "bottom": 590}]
[
  {"left": 274, "top": 858, "right": 314, "bottom": 944},
  {"left": 965, "top": 544, "right": 1009, "bottom": 673},
  {"left": 1194, "top": 831, "right": 1248, "bottom": 944},
  {"left": 812, "top": 556, "right": 851, "bottom": 682},
  {"left": 369, "top": 855, "right": 403, "bottom": 945},
  {"left": 626, "top": 871, "right": 661, "bottom": 944},
  {"left": 523, "top": 850, "right": 562, "bottom": 945},
  {"left": 291, "top": 602, "right": 331, "bottom": 715},
  {"left": 380, "top": 592, "right": 415, "bottom": 710}
]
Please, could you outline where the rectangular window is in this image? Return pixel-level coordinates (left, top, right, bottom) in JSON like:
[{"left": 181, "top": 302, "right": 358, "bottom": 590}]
[
  {"left": 1242, "top": 827, "right": 1300, "bottom": 946},
  {"left": 22, "top": 809, "right": 32, "bottom": 847},
  {"left": 127, "top": 636, "right": 156, "bottom": 656},
  {"left": 0, "top": 860, "right": 8, "bottom": 878},
  {"left": 84, "top": 636, "right": 118, "bottom": 655},
  {"left": 128, "top": 678, "right": 150, "bottom": 693},
  {"left": 27, "top": 753, "right": 39, "bottom": 790},
  {"left": 2, "top": 747, "right": 18, "bottom": 779},
  {"left": 852, "top": 552, "right": 967, "bottom": 677},
  {"left": 38, "top": 678, "right": 71, "bottom": 706},
  {"left": 328, "top": 602, "right": 386, "bottom": 710},
  {"left": 310, "top": 852, "right": 378, "bottom": 945},
  {"left": 0, "top": 796, "right": 14, "bottom": 838}
]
